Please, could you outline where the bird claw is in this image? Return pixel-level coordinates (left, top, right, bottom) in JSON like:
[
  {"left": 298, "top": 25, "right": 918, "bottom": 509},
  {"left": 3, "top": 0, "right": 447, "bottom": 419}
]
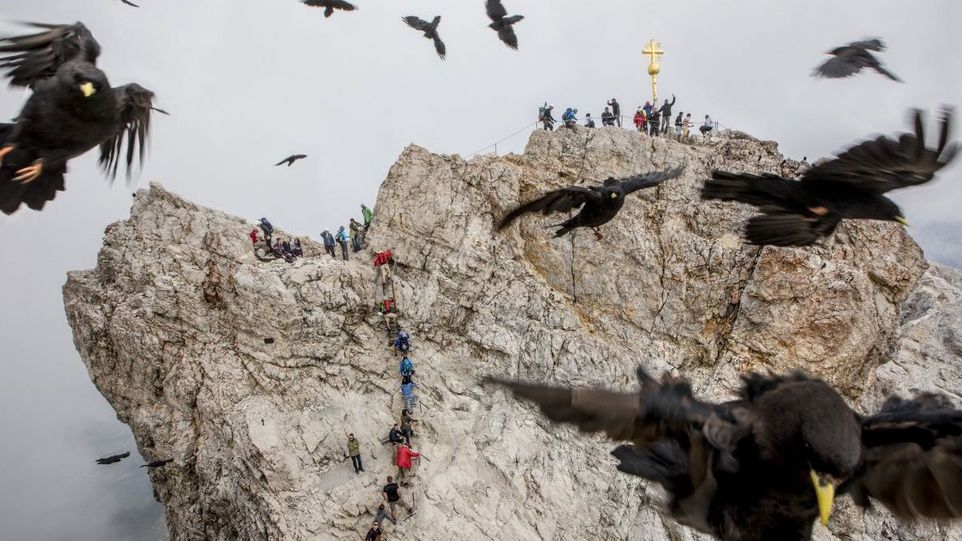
[
  {"left": 0, "top": 145, "right": 12, "bottom": 166},
  {"left": 14, "top": 160, "right": 43, "bottom": 184}
]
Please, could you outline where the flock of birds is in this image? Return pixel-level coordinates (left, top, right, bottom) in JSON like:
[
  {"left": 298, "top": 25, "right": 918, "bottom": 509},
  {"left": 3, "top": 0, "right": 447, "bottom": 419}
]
[{"left": 0, "top": 7, "right": 960, "bottom": 541}]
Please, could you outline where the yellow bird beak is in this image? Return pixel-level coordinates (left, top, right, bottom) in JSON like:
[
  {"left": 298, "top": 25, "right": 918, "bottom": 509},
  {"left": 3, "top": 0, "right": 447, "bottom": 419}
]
[
  {"left": 895, "top": 216, "right": 910, "bottom": 227},
  {"left": 810, "top": 470, "right": 835, "bottom": 526},
  {"left": 80, "top": 82, "right": 96, "bottom": 98},
  {"left": 610, "top": 193, "right": 618, "bottom": 199}
]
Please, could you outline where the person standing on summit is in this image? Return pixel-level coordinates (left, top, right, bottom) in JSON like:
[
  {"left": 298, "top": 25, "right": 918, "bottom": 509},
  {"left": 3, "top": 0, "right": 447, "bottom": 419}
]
[
  {"left": 336, "top": 226, "right": 350, "bottom": 260},
  {"left": 320, "top": 229, "right": 336, "bottom": 259},
  {"left": 607, "top": 98, "right": 621, "bottom": 127},
  {"left": 658, "top": 94, "right": 676, "bottom": 134}
]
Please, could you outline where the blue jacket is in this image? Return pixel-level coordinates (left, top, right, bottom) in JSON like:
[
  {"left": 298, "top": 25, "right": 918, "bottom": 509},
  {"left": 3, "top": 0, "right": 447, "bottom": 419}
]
[
  {"left": 400, "top": 357, "right": 414, "bottom": 376},
  {"left": 321, "top": 231, "right": 335, "bottom": 247},
  {"left": 401, "top": 382, "right": 416, "bottom": 397},
  {"left": 336, "top": 229, "right": 349, "bottom": 242}
]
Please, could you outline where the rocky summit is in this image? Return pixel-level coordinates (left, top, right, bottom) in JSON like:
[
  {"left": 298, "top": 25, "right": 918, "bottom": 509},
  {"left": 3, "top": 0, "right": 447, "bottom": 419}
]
[{"left": 63, "top": 126, "right": 961, "bottom": 540}]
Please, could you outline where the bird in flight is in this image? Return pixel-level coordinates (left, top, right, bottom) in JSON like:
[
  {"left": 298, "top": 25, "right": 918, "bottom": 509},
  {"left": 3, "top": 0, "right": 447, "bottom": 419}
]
[
  {"left": 403, "top": 16, "right": 446, "bottom": 60},
  {"left": 0, "top": 22, "right": 162, "bottom": 214},
  {"left": 498, "top": 166, "right": 685, "bottom": 238},
  {"left": 118, "top": 0, "right": 140, "bottom": 7},
  {"left": 701, "top": 108, "right": 957, "bottom": 246},
  {"left": 488, "top": 368, "right": 962, "bottom": 540},
  {"left": 302, "top": 0, "right": 357, "bottom": 18},
  {"left": 95, "top": 451, "right": 130, "bottom": 465},
  {"left": 813, "top": 38, "right": 901, "bottom": 81},
  {"left": 274, "top": 154, "right": 307, "bottom": 167},
  {"left": 485, "top": 0, "right": 524, "bottom": 50}
]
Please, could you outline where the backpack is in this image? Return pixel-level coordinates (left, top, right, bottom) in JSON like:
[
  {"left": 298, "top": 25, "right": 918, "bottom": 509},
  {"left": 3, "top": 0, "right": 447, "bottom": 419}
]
[{"left": 400, "top": 357, "right": 414, "bottom": 376}]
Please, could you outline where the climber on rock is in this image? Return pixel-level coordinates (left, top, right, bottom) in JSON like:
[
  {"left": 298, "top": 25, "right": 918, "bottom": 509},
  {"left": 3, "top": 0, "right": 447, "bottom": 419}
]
[
  {"left": 336, "top": 226, "right": 350, "bottom": 260},
  {"left": 388, "top": 423, "right": 406, "bottom": 446},
  {"left": 400, "top": 409, "right": 417, "bottom": 444},
  {"left": 394, "top": 330, "right": 410, "bottom": 354},
  {"left": 399, "top": 354, "right": 414, "bottom": 379},
  {"left": 364, "top": 521, "right": 383, "bottom": 541},
  {"left": 362, "top": 204, "right": 374, "bottom": 232},
  {"left": 258, "top": 218, "right": 274, "bottom": 245},
  {"left": 347, "top": 433, "right": 364, "bottom": 474},
  {"left": 374, "top": 503, "right": 396, "bottom": 527},
  {"left": 350, "top": 218, "right": 364, "bottom": 252},
  {"left": 248, "top": 228, "right": 259, "bottom": 245},
  {"left": 292, "top": 238, "right": 303, "bottom": 257},
  {"left": 395, "top": 442, "right": 421, "bottom": 480},
  {"left": 382, "top": 475, "right": 414, "bottom": 521},
  {"left": 401, "top": 379, "right": 418, "bottom": 412},
  {"left": 320, "top": 229, "right": 336, "bottom": 259}
]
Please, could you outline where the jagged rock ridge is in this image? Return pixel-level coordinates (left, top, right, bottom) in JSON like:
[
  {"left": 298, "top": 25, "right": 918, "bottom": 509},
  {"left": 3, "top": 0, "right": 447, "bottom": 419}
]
[{"left": 64, "top": 127, "right": 961, "bottom": 540}]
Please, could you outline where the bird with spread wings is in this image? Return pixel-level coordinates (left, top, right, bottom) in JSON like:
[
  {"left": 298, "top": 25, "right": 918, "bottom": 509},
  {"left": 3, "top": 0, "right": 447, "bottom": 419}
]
[
  {"left": 403, "top": 16, "right": 446, "bottom": 60},
  {"left": 702, "top": 108, "right": 957, "bottom": 246},
  {"left": 488, "top": 368, "right": 962, "bottom": 540},
  {"left": 814, "top": 38, "right": 901, "bottom": 82},
  {"left": 485, "top": 0, "right": 524, "bottom": 50},
  {"left": 0, "top": 22, "right": 161, "bottom": 214}
]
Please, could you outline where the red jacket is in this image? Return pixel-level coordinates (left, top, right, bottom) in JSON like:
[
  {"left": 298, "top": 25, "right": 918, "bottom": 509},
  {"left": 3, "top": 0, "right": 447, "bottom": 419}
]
[
  {"left": 395, "top": 444, "right": 420, "bottom": 469},
  {"left": 373, "top": 250, "right": 393, "bottom": 267},
  {"left": 249, "top": 229, "right": 259, "bottom": 244}
]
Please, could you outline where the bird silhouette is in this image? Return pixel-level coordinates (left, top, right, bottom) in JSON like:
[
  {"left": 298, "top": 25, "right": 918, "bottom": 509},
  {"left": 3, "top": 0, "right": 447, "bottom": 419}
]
[
  {"left": 403, "top": 16, "right": 446, "bottom": 60},
  {"left": 95, "top": 451, "right": 130, "bottom": 465},
  {"left": 702, "top": 108, "right": 957, "bottom": 246},
  {"left": 813, "top": 38, "right": 901, "bottom": 81},
  {"left": 488, "top": 368, "right": 962, "bottom": 540},
  {"left": 274, "top": 154, "right": 307, "bottom": 167},
  {"left": 498, "top": 166, "right": 685, "bottom": 238},
  {"left": 302, "top": 0, "right": 356, "bottom": 18},
  {"left": 485, "top": 0, "right": 524, "bottom": 50}
]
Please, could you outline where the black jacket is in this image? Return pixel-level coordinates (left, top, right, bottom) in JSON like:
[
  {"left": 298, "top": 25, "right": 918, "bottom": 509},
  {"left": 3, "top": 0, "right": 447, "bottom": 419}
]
[{"left": 658, "top": 96, "right": 676, "bottom": 117}]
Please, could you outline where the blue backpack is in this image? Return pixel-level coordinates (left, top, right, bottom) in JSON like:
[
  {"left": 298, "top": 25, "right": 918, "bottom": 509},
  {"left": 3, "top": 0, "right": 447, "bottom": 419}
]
[{"left": 399, "top": 357, "right": 414, "bottom": 376}]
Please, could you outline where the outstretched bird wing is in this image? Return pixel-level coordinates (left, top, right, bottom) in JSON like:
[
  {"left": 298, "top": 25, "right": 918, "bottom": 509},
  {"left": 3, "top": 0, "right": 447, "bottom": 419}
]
[
  {"left": 485, "top": 0, "right": 508, "bottom": 21},
  {"left": 0, "top": 22, "right": 101, "bottom": 87},
  {"left": 497, "top": 27, "right": 520, "bottom": 50},
  {"left": 619, "top": 165, "right": 686, "bottom": 195},
  {"left": 485, "top": 368, "right": 725, "bottom": 444},
  {"left": 98, "top": 84, "right": 156, "bottom": 181},
  {"left": 303, "top": 0, "right": 356, "bottom": 13},
  {"left": 848, "top": 394, "right": 962, "bottom": 519},
  {"left": 402, "top": 16, "right": 432, "bottom": 32},
  {"left": 803, "top": 108, "right": 958, "bottom": 194},
  {"left": 813, "top": 56, "right": 865, "bottom": 79},
  {"left": 95, "top": 451, "right": 130, "bottom": 465},
  {"left": 497, "top": 186, "right": 600, "bottom": 230},
  {"left": 849, "top": 38, "right": 885, "bottom": 51}
]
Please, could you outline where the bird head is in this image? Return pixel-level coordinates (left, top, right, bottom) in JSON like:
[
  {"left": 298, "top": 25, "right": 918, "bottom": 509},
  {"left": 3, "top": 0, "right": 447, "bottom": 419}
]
[
  {"left": 799, "top": 393, "right": 861, "bottom": 527},
  {"left": 60, "top": 61, "right": 108, "bottom": 99}
]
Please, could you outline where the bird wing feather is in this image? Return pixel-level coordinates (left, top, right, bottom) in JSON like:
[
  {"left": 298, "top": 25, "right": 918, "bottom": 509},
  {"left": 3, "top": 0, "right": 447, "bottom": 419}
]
[
  {"left": 849, "top": 394, "right": 962, "bottom": 519},
  {"left": 497, "top": 186, "right": 599, "bottom": 230},
  {"left": 813, "top": 56, "right": 863, "bottom": 79},
  {"left": 803, "top": 108, "right": 957, "bottom": 194},
  {"left": 497, "top": 27, "right": 519, "bottom": 50},
  {"left": 486, "top": 0, "right": 508, "bottom": 21},
  {"left": 0, "top": 22, "right": 100, "bottom": 87},
  {"left": 402, "top": 16, "right": 431, "bottom": 32},
  {"left": 98, "top": 84, "right": 156, "bottom": 181},
  {"left": 619, "top": 165, "right": 686, "bottom": 195}
]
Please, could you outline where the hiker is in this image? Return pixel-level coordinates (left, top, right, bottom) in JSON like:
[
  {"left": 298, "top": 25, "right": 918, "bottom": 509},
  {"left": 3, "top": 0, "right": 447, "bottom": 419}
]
[
  {"left": 649, "top": 108, "right": 661, "bottom": 136},
  {"left": 258, "top": 218, "right": 274, "bottom": 245},
  {"left": 584, "top": 113, "right": 595, "bottom": 128},
  {"left": 292, "top": 238, "right": 303, "bottom": 257},
  {"left": 607, "top": 98, "right": 621, "bottom": 127},
  {"left": 395, "top": 443, "right": 422, "bottom": 480},
  {"left": 601, "top": 107, "right": 614, "bottom": 127},
  {"left": 347, "top": 433, "right": 364, "bottom": 474},
  {"left": 658, "top": 94, "right": 677, "bottom": 134},
  {"left": 394, "top": 330, "right": 410, "bottom": 354},
  {"left": 538, "top": 103, "right": 555, "bottom": 131},
  {"left": 350, "top": 218, "right": 364, "bottom": 252},
  {"left": 633, "top": 108, "right": 645, "bottom": 132},
  {"left": 388, "top": 423, "right": 406, "bottom": 446},
  {"left": 364, "top": 522, "right": 383, "bottom": 541},
  {"left": 401, "top": 379, "right": 418, "bottom": 412},
  {"left": 248, "top": 229, "right": 259, "bottom": 245},
  {"left": 281, "top": 239, "right": 293, "bottom": 256},
  {"left": 272, "top": 240, "right": 294, "bottom": 263},
  {"left": 336, "top": 226, "right": 350, "bottom": 260},
  {"left": 361, "top": 204, "right": 374, "bottom": 232},
  {"left": 562, "top": 108, "right": 578, "bottom": 129},
  {"left": 674, "top": 112, "right": 684, "bottom": 141},
  {"left": 373, "top": 249, "right": 393, "bottom": 267},
  {"left": 375, "top": 503, "right": 396, "bottom": 527},
  {"left": 382, "top": 476, "right": 413, "bottom": 520},
  {"left": 399, "top": 354, "right": 414, "bottom": 378},
  {"left": 643, "top": 101, "right": 654, "bottom": 117},
  {"left": 400, "top": 409, "right": 416, "bottom": 444},
  {"left": 320, "top": 229, "right": 336, "bottom": 258},
  {"left": 682, "top": 113, "right": 692, "bottom": 141},
  {"left": 700, "top": 114, "right": 714, "bottom": 137}
]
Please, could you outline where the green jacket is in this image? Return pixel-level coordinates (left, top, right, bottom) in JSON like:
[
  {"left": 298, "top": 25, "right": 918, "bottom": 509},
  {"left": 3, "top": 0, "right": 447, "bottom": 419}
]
[
  {"left": 347, "top": 437, "right": 360, "bottom": 456},
  {"left": 362, "top": 207, "right": 373, "bottom": 226}
]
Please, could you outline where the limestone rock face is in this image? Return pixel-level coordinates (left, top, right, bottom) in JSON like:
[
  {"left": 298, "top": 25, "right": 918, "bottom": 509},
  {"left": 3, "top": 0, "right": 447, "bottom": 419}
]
[{"left": 63, "top": 127, "right": 959, "bottom": 541}]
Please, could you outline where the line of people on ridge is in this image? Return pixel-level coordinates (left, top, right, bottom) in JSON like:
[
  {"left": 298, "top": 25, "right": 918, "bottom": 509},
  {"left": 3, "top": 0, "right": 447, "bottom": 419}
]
[
  {"left": 249, "top": 218, "right": 304, "bottom": 263},
  {"left": 538, "top": 96, "right": 716, "bottom": 142},
  {"left": 247, "top": 204, "right": 374, "bottom": 264},
  {"left": 345, "top": 328, "right": 423, "bottom": 541}
]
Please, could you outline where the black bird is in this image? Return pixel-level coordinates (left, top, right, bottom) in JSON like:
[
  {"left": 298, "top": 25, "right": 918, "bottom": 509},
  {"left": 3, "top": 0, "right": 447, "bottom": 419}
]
[
  {"left": 303, "top": 0, "right": 356, "bottom": 18},
  {"left": 814, "top": 38, "right": 901, "bottom": 82},
  {"left": 275, "top": 154, "right": 307, "bottom": 167},
  {"left": 498, "top": 166, "right": 685, "bottom": 238},
  {"left": 403, "top": 16, "right": 446, "bottom": 60},
  {"left": 487, "top": 368, "right": 962, "bottom": 541},
  {"left": 118, "top": 0, "right": 140, "bottom": 7},
  {"left": 702, "top": 108, "right": 957, "bottom": 247},
  {"left": 0, "top": 22, "right": 160, "bottom": 214},
  {"left": 95, "top": 451, "right": 130, "bottom": 465},
  {"left": 485, "top": 0, "right": 524, "bottom": 50},
  {"left": 140, "top": 459, "right": 174, "bottom": 468}
]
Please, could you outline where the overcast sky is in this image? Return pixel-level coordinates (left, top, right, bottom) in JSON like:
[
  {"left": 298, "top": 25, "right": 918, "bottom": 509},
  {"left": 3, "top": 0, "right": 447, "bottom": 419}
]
[{"left": 0, "top": 1, "right": 960, "bottom": 539}]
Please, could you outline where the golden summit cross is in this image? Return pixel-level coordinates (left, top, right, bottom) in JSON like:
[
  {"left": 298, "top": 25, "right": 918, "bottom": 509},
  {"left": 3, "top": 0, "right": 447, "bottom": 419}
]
[{"left": 643, "top": 39, "right": 663, "bottom": 104}]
